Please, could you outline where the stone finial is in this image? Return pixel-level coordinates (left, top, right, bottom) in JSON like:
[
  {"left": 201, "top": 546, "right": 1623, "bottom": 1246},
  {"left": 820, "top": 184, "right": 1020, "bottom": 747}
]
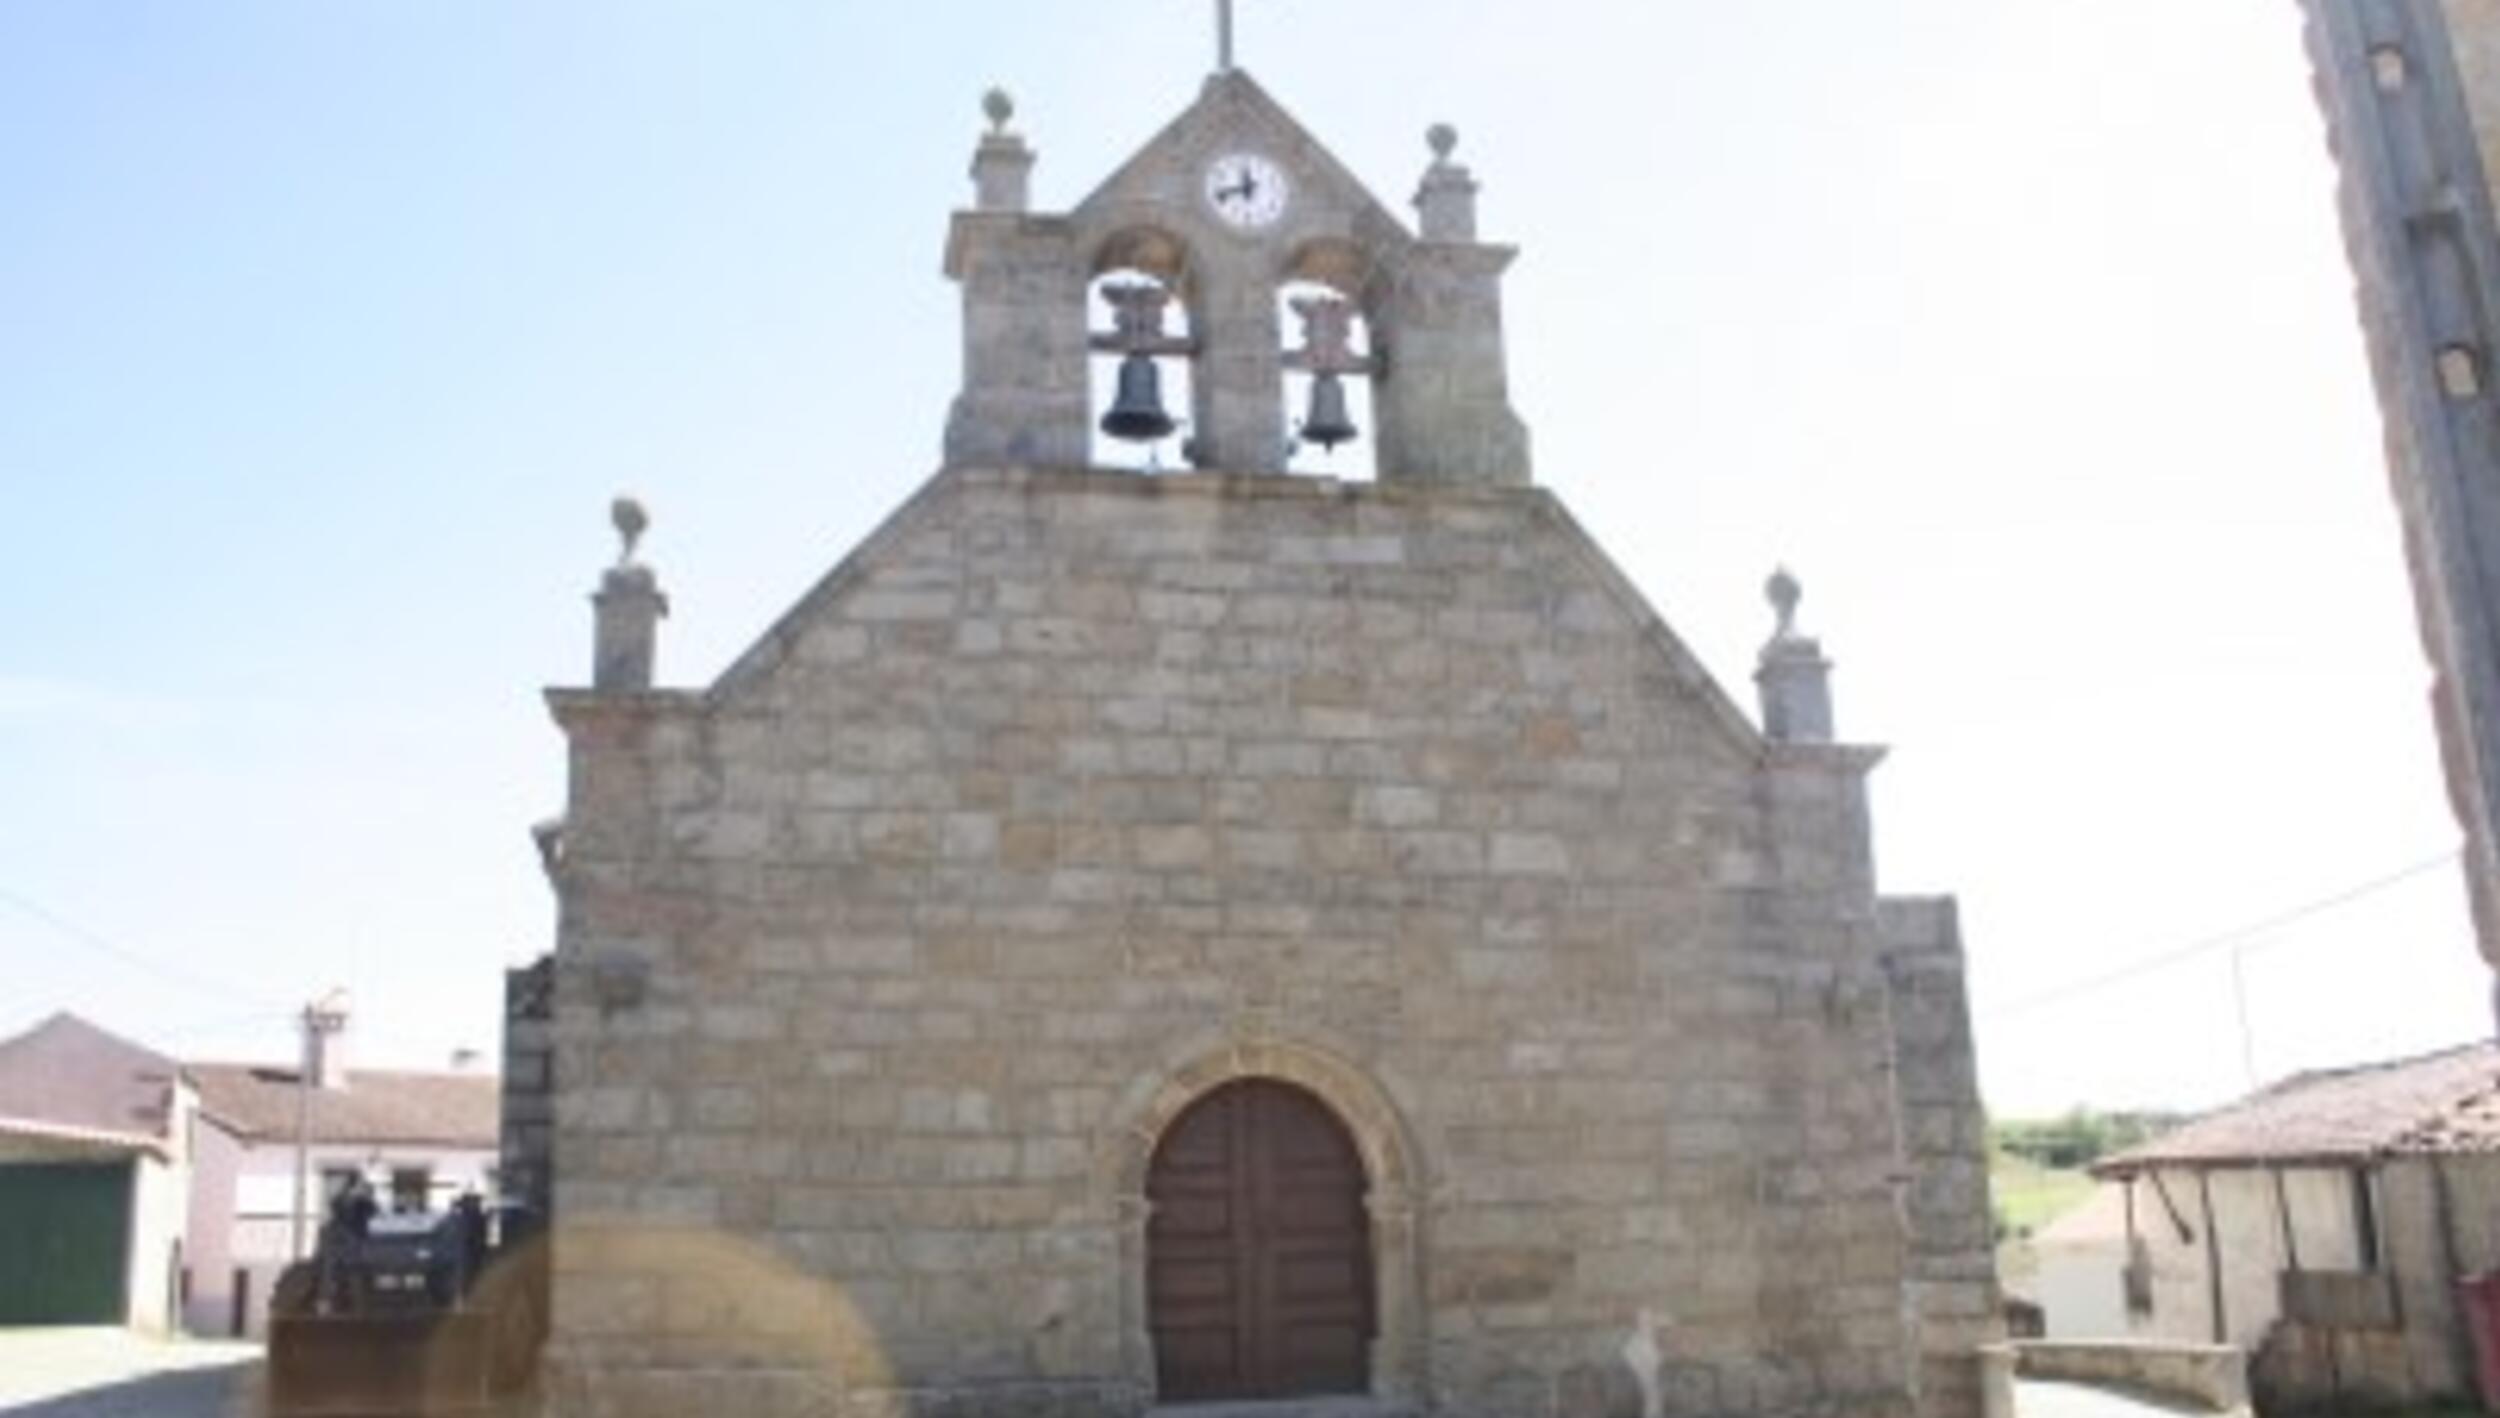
[
  {"left": 971, "top": 86, "right": 1035, "bottom": 212},
  {"left": 1755, "top": 566, "right": 1833, "bottom": 744},
  {"left": 611, "top": 495, "right": 648, "bottom": 566},
  {"left": 593, "top": 495, "right": 668, "bottom": 692},
  {"left": 1766, "top": 565, "right": 1802, "bottom": 640},
  {"left": 1415, "top": 121, "right": 1478, "bottom": 242}
]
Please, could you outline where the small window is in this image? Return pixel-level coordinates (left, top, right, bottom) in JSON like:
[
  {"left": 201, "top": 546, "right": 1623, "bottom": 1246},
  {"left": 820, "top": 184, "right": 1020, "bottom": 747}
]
[{"left": 391, "top": 1167, "right": 432, "bottom": 1215}]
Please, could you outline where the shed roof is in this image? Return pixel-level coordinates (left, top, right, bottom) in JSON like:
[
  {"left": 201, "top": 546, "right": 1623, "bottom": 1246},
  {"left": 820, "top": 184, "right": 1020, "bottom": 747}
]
[
  {"left": 191, "top": 1062, "right": 496, "bottom": 1149},
  {"left": 2095, "top": 1040, "right": 2500, "bottom": 1174},
  {"left": 0, "top": 1012, "right": 183, "bottom": 1150}
]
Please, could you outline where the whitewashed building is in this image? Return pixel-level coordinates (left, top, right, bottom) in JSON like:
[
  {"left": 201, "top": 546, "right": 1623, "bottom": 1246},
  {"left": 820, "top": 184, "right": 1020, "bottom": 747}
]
[{"left": 183, "top": 1020, "right": 497, "bottom": 1337}]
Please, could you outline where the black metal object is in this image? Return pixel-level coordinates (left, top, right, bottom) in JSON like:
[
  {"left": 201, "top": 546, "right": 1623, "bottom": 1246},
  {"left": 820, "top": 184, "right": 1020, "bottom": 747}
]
[
  {"left": 1102, "top": 352, "right": 1178, "bottom": 442},
  {"left": 267, "top": 1193, "right": 547, "bottom": 1415},
  {"left": 1301, "top": 371, "right": 1357, "bottom": 450}
]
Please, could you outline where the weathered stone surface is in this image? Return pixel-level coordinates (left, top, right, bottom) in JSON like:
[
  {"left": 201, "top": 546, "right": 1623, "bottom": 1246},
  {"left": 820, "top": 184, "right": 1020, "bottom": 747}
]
[
  {"left": 534, "top": 63, "right": 1990, "bottom": 1418},
  {"left": 540, "top": 465, "right": 1986, "bottom": 1418}
]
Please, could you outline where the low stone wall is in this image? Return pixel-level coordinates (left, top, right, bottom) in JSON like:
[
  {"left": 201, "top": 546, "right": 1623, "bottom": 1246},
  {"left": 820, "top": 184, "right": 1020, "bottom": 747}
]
[{"left": 1979, "top": 1339, "right": 2251, "bottom": 1415}]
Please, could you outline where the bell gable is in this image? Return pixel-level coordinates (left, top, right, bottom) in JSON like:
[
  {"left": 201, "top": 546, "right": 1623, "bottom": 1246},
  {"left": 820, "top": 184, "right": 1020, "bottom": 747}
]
[
  {"left": 1067, "top": 70, "right": 1416, "bottom": 267},
  {"left": 942, "top": 71, "right": 1531, "bottom": 485}
]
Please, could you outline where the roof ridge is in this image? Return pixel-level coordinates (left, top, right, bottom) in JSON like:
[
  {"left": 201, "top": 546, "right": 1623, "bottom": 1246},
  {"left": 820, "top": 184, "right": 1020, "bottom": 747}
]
[
  {"left": 187, "top": 1059, "right": 495, "bottom": 1079},
  {"left": 2096, "top": 1040, "right": 2500, "bottom": 1174}
]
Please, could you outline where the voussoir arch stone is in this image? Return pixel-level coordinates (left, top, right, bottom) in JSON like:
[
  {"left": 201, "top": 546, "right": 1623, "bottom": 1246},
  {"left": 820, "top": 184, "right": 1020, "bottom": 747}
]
[{"left": 1100, "top": 1024, "right": 1431, "bottom": 1406}]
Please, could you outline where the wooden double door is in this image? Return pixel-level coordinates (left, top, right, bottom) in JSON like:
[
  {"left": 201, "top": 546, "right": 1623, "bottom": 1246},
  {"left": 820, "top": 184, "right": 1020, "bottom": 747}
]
[{"left": 1146, "top": 1079, "right": 1374, "bottom": 1402}]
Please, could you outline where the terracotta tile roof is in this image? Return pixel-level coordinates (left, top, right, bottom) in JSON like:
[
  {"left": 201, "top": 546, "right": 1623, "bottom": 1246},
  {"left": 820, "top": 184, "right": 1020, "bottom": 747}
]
[
  {"left": 190, "top": 1062, "right": 496, "bottom": 1149},
  {"left": 0, "top": 1013, "right": 183, "bottom": 1147},
  {"left": 2094, "top": 1041, "right": 2500, "bottom": 1174}
]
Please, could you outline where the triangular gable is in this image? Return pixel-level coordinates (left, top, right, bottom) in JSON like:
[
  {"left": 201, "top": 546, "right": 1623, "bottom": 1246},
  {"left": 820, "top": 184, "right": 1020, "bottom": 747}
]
[
  {"left": 705, "top": 465, "right": 1773, "bottom": 765},
  {"left": 1070, "top": 69, "right": 1415, "bottom": 253}
]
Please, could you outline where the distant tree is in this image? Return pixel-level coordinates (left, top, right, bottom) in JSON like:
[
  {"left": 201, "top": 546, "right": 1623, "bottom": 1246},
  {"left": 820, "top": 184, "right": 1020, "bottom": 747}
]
[{"left": 1991, "top": 1107, "right": 2182, "bottom": 1170}]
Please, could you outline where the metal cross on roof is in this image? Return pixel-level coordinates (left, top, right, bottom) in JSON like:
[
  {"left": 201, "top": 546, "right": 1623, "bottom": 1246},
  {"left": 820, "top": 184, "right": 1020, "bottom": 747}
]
[{"left": 1217, "top": 0, "right": 1235, "bottom": 72}]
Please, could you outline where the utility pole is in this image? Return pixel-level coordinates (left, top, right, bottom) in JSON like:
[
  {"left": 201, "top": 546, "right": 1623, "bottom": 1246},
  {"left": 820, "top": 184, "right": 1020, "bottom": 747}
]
[
  {"left": 288, "top": 992, "right": 349, "bottom": 1261},
  {"left": 2230, "top": 943, "right": 2260, "bottom": 1091}
]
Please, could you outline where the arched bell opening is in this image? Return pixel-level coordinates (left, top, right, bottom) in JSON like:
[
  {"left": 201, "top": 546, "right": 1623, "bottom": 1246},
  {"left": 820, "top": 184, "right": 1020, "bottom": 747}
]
[
  {"left": 1145, "top": 1078, "right": 1375, "bottom": 1403},
  {"left": 1088, "top": 227, "right": 1199, "bottom": 472},
  {"left": 1277, "top": 241, "right": 1380, "bottom": 480}
]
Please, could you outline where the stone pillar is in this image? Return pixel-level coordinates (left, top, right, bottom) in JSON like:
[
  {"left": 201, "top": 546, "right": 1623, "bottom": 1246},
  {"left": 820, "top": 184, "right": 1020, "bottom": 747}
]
[
  {"left": 1375, "top": 126, "right": 1532, "bottom": 486},
  {"left": 2298, "top": 0, "right": 2500, "bottom": 1008},
  {"left": 1881, "top": 897, "right": 2002, "bottom": 1418},
  {"left": 944, "top": 90, "right": 1088, "bottom": 469},
  {"left": 1756, "top": 570, "right": 1880, "bottom": 896},
  {"left": 1189, "top": 267, "right": 1287, "bottom": 474},
  {"left": 500, "top": 955, "right": 555, "bottom": 1235},
  {"left": 592, "top": 498, "right": 667, "bottom": 693},
  {"left": 971, "top": 88, "right": 1035, "bottom": 213},
  {"left": 1756, "top": 567, "right": 1834, "bottom": 744},
  {"left": 1414, "top": 122, "right": 1478, "bottom": 242}
]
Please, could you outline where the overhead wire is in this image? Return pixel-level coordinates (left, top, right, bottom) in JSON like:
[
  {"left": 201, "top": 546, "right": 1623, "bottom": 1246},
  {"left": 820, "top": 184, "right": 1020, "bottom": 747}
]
[
  {"left": 1994, "top": 848, "right": 2461, "bottom": 1018},
  {"left": 0, "top": 883, "right": 288, "bottom": 1013}
]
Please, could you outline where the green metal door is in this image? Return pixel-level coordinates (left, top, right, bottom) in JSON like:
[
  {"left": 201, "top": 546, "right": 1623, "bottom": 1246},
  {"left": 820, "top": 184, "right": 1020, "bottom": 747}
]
[{"left": 0, "top": 1162, "right": 132, "bottom": 1324}]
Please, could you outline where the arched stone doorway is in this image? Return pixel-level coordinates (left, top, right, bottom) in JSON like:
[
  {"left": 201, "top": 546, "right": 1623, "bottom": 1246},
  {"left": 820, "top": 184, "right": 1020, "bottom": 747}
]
[
  {"left": 1146, "top": 1079, "right": 1373, "bottom": 1402},
  {"left": 1100, "top": 1033, "right": 1427, "bottom": 1406}
]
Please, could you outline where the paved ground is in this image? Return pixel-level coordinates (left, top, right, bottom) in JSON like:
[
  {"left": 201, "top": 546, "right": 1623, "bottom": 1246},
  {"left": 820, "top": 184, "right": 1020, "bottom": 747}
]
[
  {"left": 2017, "top": 1377, "right": 2219, "bottom": 1417},
  {"left": 0, "top": 1329, "right": 261, "bottom": 1417},
  {"left": 0, "top": 1330, "right": 2215, "bottom": 1418}
]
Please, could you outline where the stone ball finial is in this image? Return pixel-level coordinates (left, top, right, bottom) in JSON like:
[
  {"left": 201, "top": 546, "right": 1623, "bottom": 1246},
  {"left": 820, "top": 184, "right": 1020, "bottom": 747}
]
[
  {"left": 1766, "top": 565, "right": 1802, "bottom": 639},
  {"left": 1427, "top": 122, "right": 1459, "bottom": 162},
  {"left": 611, "top": 495, "right": 649, "bottom": 566},
  {"left": 983, "top": 87, "right": 1015, "bottom": 133}
]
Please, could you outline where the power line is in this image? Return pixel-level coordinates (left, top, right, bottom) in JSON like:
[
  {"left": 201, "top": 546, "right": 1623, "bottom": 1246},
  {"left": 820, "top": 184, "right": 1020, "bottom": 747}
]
[
  {"left": 1996, "top": 849, "right": 2461, "bottom": 1018},
  {"left": 0, "top": 884, "right": 285, "bottom": 1012}
]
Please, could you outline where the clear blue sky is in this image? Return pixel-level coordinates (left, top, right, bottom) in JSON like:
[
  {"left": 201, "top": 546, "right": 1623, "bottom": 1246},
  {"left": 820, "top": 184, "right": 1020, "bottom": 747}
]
[{"left": 1, "top": 1, "right": 2481, "bottom": 1115}]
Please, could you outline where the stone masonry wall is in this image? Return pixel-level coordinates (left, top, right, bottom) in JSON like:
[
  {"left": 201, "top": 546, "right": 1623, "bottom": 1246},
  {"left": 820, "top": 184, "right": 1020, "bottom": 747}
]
[
  {"left": 503, "top": 955, "right": 556, "bottom": 1233},
  {"left": 544, "top": 466, "right": 1943, "bottom": 1418},
  {"left": 1880, "top": 898, "right": 1999, "bottom": 1418}
]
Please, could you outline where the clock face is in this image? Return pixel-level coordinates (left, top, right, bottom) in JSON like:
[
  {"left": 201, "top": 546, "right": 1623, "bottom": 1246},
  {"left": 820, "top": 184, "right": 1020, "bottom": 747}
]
[{"left": 1205, "top": 153, "right": 1288, "bottom": 231}]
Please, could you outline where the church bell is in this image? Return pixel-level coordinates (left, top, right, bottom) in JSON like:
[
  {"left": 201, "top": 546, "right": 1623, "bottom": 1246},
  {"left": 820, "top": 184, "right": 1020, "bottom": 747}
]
[
  {"left": 1300, "top": 370, "right": 1358, "bottom": 451},
  {"left": 1100, "top": 351, "right": 1177, "bottom": 442}
]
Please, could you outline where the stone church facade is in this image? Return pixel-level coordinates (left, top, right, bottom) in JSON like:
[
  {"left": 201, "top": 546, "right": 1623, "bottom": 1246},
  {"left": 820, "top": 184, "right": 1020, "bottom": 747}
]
[{"left": 534, "top": 69, "right": 1994, "bottom": 1418}]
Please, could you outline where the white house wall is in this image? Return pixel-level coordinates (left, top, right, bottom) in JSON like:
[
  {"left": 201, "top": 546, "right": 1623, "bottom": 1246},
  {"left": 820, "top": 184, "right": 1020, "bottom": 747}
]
[
  {"left": 2033, "top": 1242, "right": 2128, "bottom": 1339},
  {"left": 182, "top": 1117, "right": 244, "bottom": 1336},
  {"left": 2127, "top": 1170, "right": 2219, "bottom": 1344},
  {"left": 2276, "top": 1167, "right": 2365, "bottom": 1271},
  {"left": 124, "top": 1147, "right": 187, "bottom": 1333},
  {"left": 2126, "top": 1166, "right": 2368, "bottom": 1349}
]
